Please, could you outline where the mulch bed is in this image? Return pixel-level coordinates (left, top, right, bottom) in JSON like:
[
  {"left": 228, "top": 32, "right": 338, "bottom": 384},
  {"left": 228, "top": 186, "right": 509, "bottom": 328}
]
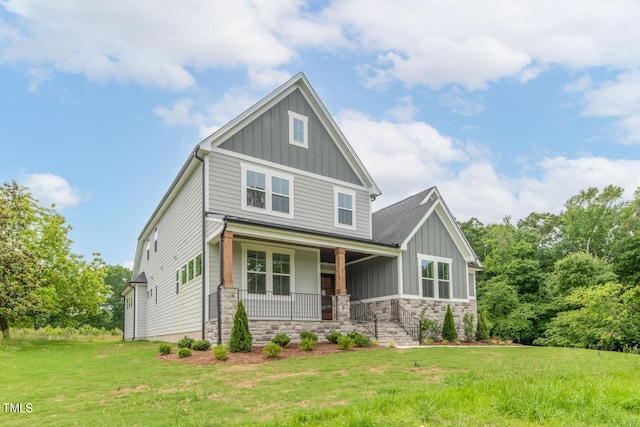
[{"left": 156, "top": 342, "right": 381, "bottom": 366}]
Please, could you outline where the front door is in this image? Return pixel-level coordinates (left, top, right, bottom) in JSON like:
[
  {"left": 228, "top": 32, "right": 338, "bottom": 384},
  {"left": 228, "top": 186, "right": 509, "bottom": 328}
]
[{"left": 321, "top": 274, "right": 335, "bottom": 320}]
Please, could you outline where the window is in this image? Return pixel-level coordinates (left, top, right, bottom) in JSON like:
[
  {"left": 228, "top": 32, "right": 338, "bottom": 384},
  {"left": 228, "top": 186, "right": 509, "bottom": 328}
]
[
  {"left": 188, "top": 259, "right": 195, "bottom": 281},
  {"left": 243, "top": 244, "right": 294, "bottom": 296},
  {"left": 419, "top": 255, "right": 452, "bottom": 299},
  {"left": 155, "top": 286, "right": 157, "bottom": 304},
  {"left": 146, "top": 238, "right": 150, "bottom": 261},
  {"left": 288, "top": 111, "right": 308, "bottom": 148},
  {"left": 176, "top": 270, "right": 180, "bottom": 294},
  {"left": 154, "top": 227, "right": 158, "bottom": 252},
  {"left": 195, "top": 254, "right": 202, "bottom": 277},
  {"left": 242, "top": 164, "right": 293, "bottom": 218},
  {"left": 468, "top": 272, "right": 476, "bottom": 298},
  {"left": 334, "top": 188, "right": 356, "bottom": 229},
  {"left": 181, "top": 265, "right": 187, "bottom": 285}
]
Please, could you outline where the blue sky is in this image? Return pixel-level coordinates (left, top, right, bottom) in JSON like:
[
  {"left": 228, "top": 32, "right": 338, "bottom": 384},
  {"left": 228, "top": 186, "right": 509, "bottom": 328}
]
[{"left": 1, "top": 0, "right": 640, "bottom": 268}]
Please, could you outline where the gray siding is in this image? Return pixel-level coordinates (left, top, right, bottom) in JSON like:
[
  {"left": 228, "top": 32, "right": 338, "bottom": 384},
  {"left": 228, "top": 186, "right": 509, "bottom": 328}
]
[
  {"left": 129, "top": 166, "right": 204, "bottom": 339},
  {"left": 123, "top": 288, "right": 134, "bottom": 339},
  {"left": 209, "top": 152, "right": 371, "bottom": 240},
  {"left": 219, "top": 89, "right": 362, "bottom": 186},
  {"left": 402, "top": 212, "right": 468, "bottom": 299},
  {"left": 347, "top": 256, "right": 398, "bottom": 300}
]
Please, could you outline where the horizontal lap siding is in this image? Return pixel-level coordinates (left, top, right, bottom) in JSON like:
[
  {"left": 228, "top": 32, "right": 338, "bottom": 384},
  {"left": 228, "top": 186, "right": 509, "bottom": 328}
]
[
  {"left": 123, "top": 289, "right": 134, "bottom": 339},
  {"left": 209, "top": 152, "right": 371, "bottom": 240},
  {"left": 346, "top": 256, "right": 398, "bottom": 300},
  {"left": 135, "top": 167, "right": 204, "bottom": 339},
  {"left": 402, "top": 212, "right": 467, "bottom": 298}
]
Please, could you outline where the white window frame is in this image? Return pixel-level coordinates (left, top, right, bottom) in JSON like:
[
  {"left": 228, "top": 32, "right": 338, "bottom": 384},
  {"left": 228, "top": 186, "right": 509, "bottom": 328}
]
[
  {"left": 468, "top": 271, "right": 476, "bottom": 299},
  {"left": 241, "top": 243, "right": 295, "bottom": 297},
  {"left": 241, "top": 164, "right": 294, "bottom": 219},
  {"left": 334, "top": 187, "right": 356, "bottom": 230},
  {"left": 288, "top": 111, "right": 309, "bottom": 149},
  {"left": 418, "top": 254, "right": 453, "bottom": 300}
]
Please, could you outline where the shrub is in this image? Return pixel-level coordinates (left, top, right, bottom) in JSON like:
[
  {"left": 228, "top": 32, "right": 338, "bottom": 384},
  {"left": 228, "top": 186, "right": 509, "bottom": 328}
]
[
  {"left": 192, "top": 339, "right": 211, "bottom": 351},
  {"left": 463, "top": 313, "right": 475, "bottom": 342},
  {"left": 442, "top": 305, "right": 459, "bottom": 342},
  {"left": 300, "top": 337, "right": 316, "bottom": 351},
  {"left": 337, "top": 335, "right": 353, "bottom": 350},
  {"left": 263, "top": 342, "right": 283, "bottom": 358},
  {"left": 476, "top": 310, "right": 491, "bottom": 341},
  {"left": 158, "top": 343, "right": 172, "bottom": 355},
  {"left": 271, "top": 333, "right": 291, "bottom": 348},
  {"left": 325, "top": 332, "right": 342, "bottom": 344},
  {"left": 177, "top": 336, "right": 195, "bottom": 349},
  {"left": 300, "top": 331, "right": 318, "bottom": 342},
  {"left": 420, "top": 317, "right": 441, "bottom": 341},
  {"left": 213, "top": 344, "right": 228, "bottom": 361},
  {"left": 388, "top": 339, "right": 396, "bottom": 348},
  {"left": 178, "top": 347, "right": 192, "bottom": 358},
  {"left": 229, "top": 301, "right": 252, "bottom": 353},
  {"left": 351, "top": 332, "right": 372, "bottom": 347}
]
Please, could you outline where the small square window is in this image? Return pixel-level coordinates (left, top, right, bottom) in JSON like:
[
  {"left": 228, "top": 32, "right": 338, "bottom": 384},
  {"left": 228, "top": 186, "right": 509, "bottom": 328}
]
[{"left": 288, "top": 111, "right": 308, "bottom": 148}]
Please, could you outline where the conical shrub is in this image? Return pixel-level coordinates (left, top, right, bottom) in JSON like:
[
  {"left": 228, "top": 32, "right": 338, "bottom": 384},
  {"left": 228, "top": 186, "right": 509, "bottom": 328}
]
[
  {"left": 229, "top": 300, "right": 252, "bottom": 353},
  {"left": 475, "top": 309, "right": 491, "bottom": 341},
  {"left": 441, "top": 305, "right": 459, "bottom": 341}
]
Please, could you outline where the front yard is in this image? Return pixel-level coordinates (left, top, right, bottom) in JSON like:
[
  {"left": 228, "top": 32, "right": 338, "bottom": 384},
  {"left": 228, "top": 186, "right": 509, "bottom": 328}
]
[{"left": 2, "top": 338, "right": 640, "bottom": 426}]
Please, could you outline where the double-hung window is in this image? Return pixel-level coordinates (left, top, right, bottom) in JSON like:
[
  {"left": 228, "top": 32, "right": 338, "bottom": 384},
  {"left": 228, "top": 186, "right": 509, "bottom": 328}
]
[
  {"left": 419, "top": 255, "right": 452, "bottom": 299},
  {"left": 243, "top": 244, "right": 294, "bottom": 296},
  {"left": 334, "top": 188, "right": 356, "bottom": 229},
  {"left": 242, "top": 164, "right": 293, "bottom": 218}
]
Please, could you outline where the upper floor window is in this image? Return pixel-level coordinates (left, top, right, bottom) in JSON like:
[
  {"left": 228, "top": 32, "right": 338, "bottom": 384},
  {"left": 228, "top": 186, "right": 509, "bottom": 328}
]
[
  {"left": 419, "top": 255, "right": 452, "bottom": 299},
  {"left": 146, "top": 238, "right": 150, "bottom": 261},
  {"left": 334, "top": 188, "right": 356, "bottom": 230},
  {"left": 468, "top": 272, "right": 476, "bottom": 299},
  {"left": 288, "top": 111, "right": 308, "bottom": 148},
  {"left": 242, "top": 164, "right": 294, "bottom": 219},
  {"left": 153, "top": 227, "right": 158, "bottom": 252}
]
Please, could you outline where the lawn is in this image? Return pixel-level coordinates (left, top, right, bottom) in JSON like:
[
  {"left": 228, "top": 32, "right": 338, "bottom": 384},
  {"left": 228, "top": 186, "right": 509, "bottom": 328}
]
[{"left": 1, "top": 339, "right": 640, "bottom": 426}]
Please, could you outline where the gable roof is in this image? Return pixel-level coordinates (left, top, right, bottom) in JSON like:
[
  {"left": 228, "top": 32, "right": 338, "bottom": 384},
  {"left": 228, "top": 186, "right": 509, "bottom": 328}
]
[
  {"left": 199, "top": 72, "right": 381, "bottom": 197},
  {"left": 372, "top": 187, "right": 482, "bottom": 267}
]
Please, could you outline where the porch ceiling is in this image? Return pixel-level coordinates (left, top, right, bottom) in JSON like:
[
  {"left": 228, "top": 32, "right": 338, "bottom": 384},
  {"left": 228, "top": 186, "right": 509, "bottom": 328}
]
[{"left": 320, "top": 248, "right": 371, "bottom": 264}]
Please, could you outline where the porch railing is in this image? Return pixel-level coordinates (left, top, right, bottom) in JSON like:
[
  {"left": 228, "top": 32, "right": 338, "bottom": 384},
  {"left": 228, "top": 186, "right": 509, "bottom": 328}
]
[
  {"left": 350, "top": 296, "right": 378, "bottom": 339},
  {"left": 238, "top": 289, "right": 322, "bottom": 320},
  {"left": 390, "top": 300, "right": 422, "bottom": 341}
]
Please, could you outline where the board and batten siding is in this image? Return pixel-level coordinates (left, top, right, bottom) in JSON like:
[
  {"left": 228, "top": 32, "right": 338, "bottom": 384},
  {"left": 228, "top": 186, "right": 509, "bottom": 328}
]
[
  {"left": 346, "top": 256, "right": 398, "bottom": 300},
  {"left": 209, "top": 152, "right": 371, "bottom": 240},
  {"left": 131, "top": 165, "right": 204, "bottom": 339},
  {"left": 402, "top": 212, "right": 468, "bottom": 299},
  {"left": 218, "top": 88, "right": 362, "bottom": 186}
]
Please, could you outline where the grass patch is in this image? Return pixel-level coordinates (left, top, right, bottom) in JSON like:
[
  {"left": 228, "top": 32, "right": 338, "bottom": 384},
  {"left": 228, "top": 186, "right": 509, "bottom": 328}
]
[{"left": 1, "top": 339, "right": 640, "bottom": 426}]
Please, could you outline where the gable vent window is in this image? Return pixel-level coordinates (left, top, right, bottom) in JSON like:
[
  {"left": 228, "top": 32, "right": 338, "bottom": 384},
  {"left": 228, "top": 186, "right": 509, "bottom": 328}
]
[
  {"left": 242, "top": 164, "right": 294, "bottom": 219},
  {"left": 288, "top": 111, "right": 308, "bottom": 148}
]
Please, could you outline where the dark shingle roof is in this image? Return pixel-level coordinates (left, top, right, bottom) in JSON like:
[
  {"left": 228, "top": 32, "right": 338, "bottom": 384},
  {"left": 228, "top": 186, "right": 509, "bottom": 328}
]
[
  {"left": 130, "top": 272, "right": 147, "bottom": 284},
  {"left": 372, "top": 187, "right": 436, "bottom": 246}
]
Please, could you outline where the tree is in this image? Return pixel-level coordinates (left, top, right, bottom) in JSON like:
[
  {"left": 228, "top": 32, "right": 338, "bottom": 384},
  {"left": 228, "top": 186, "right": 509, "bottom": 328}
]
[
  {"left": 441, "top": 305, "right": 458, "bottom": 341},
  {"left": 87, "top": 265, "right": 131, "bottom": 330},
  {"left": 475, "top": 310, "right": 491, "bottom": 341},
  {"left": 229, "top": 300, "right": 252, "bottom": 352},
  {"left": 0, "top": 181, "right": 108, "bottom": 337}
]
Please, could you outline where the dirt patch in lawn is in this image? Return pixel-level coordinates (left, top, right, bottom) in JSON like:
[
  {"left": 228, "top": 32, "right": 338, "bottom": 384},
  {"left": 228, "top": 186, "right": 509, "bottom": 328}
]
[{"left": 156, "top": 342, "right": 380, "bottom": 366}]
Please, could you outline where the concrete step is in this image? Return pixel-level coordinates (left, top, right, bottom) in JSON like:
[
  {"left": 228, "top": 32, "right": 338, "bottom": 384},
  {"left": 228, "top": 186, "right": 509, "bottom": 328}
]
[{"left": 374, "top": 321, "right": 418, "bottom": 347}]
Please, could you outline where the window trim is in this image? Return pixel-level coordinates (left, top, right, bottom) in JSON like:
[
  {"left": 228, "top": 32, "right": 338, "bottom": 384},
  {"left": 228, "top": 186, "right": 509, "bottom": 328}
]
[
  {"left": 241, "top": 164, "right": 294, "bottom": 219},
  {"left": 418, "top": 254, "right": 453, "bottom": 300},
  {"left": 241, "top": 243, "right": 295, "bottom": 297},
  {"left": 288, "top": 110, "right": 309, "bottom": 149},
  {"left": 468, "top": 271, "right": 476, "bottom": 299},
  {"left": 334, "top": 187, "right": 356, "bottom": 230}
]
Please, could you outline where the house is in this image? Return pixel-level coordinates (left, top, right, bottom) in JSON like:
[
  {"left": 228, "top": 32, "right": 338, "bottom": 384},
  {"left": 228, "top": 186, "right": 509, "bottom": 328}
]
[{"left": 121, "top": 72, "right": 481, "bottom": 345}]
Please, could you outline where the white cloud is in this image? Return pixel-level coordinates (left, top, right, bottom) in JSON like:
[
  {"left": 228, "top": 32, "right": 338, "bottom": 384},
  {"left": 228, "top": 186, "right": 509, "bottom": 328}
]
[
  {"left": 339, "top": 113, "right": 640, "bottom": 223},
  {"left": 22, "top": 173, "right": 85, "bottom": 209},
  {"left": 384, "top": 96, "right": 417, "bottom": 122}
]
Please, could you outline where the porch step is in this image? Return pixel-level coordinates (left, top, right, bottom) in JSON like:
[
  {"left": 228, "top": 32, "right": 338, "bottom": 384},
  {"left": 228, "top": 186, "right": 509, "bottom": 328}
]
[{"left": 374, "top": 321, "right": 418, "bottom": 347}]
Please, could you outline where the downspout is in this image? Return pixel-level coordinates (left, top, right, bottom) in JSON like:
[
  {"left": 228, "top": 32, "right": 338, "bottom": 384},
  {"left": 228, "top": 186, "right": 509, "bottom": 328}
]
[
  {"left": 193, "top": 147, "right": 207, "bottom": 340},
  {"left": 217, "top": 221, "right": 228, "bottom": 345}
]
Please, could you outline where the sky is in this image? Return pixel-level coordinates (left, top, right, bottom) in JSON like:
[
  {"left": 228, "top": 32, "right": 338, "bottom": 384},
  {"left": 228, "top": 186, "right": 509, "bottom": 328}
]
[{"left": 1, "top": 0, "right": 640, "bottom": 268}]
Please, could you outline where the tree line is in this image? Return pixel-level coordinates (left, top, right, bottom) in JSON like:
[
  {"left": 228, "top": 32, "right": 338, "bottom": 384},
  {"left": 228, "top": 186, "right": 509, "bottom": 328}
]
[
  {"left": 460, "top": 185, "right": 640, "bottom": 350},
  {"left": 0, "top": 181, "right": 130, "bottom": 338}
]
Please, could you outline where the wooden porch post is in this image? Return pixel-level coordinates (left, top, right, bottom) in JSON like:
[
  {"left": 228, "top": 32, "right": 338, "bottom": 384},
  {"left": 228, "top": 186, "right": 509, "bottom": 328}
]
[
  {"left": 334, "top": 247, "right": 346, "bottom": 295},
  {"left": 222, "top": 230, "right": 234, "bottom": 287}
]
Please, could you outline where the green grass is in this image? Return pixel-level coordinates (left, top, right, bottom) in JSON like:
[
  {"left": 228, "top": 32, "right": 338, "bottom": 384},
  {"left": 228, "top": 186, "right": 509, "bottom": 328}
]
[{"left": 1, "top": 339, "right": 640, "bottom": 426}]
